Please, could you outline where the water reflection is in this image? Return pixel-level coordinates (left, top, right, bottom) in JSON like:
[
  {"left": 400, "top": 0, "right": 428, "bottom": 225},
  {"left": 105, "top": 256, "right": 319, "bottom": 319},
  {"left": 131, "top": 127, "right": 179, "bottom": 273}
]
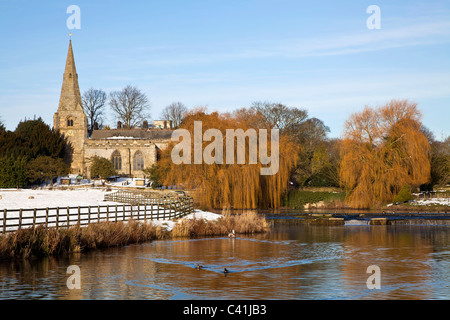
[{"left": 1, "top": 224, "right": 450, "bottom": 299}]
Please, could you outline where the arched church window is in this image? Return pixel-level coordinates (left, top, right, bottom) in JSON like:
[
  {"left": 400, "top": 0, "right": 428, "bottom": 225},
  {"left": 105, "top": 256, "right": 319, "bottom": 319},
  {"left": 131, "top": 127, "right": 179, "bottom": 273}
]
[
  {"left": 111, "top": 150, "right": 122, "bottom": 171},
  {"left": 133, "top": 151, "right": 144, "bottom": 171},
  {"left": 67, "top": 117, "right": 74, "bottom": 127}
]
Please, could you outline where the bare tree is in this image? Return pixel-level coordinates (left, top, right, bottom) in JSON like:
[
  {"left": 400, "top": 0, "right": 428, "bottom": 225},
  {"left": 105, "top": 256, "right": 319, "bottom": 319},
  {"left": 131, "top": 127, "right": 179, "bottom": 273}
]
[
  {"left": 82, "top": 88, "right": 107, "bottom": 136},
  {"left": 160, "top": 102, "right": 188, "bottom": 128},
  {"left": 250, "top": 101, "right": 308, "bottom": 135},
  {"left": 431, "top": 135, "right": 450, "bottom": 187},
  {"left": 109, "top": 85, "right": 151, "bottom": 129}
]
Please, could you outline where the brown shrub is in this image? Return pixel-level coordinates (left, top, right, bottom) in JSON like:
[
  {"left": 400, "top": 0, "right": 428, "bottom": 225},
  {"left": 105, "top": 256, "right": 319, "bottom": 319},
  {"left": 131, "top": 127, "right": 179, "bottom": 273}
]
[{"left": 171, "top": 211, "right": 269, "bottom": 238}]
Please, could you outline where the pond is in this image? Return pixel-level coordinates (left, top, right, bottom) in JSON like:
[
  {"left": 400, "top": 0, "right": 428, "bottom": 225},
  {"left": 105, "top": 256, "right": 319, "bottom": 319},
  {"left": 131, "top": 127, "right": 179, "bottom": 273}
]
[{"left": 1, "top": 222, "right": 450, "bottom": 299}]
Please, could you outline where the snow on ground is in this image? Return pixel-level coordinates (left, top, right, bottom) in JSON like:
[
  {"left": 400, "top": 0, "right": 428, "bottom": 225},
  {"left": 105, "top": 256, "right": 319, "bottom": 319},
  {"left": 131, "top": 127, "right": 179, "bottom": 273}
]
[
  {"left": 53, "top": 174, "right": 177, "bottom": 189},
  {"left": 0, "top": 188, "right": 221, "bottom": 232},
  {"left": 386, "top": 197, "right": 450, "bottom": 207},
  {"left": 411, "top": 198, "right": 450, "bottom": 206},
  {"left": 0, "top": 188, "right": 117, "bottom": 210},
  {"left": 53, "top": 174, "right": 146, "bottom": 188}
]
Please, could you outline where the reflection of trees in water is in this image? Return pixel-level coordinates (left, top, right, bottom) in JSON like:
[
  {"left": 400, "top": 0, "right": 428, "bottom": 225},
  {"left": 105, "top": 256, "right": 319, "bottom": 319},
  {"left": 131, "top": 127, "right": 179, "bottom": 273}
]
[
  {"left": 341, "top": 226, "right": 438, "bottom": 299},
  {"left": 1, "top": 225, "right": 449, "bottom": 299}
]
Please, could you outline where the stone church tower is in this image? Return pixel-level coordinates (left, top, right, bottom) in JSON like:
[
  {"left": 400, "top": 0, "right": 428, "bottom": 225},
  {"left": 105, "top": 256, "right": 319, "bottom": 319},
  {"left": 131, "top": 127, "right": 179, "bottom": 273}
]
[{"left": 53, "top": 40, "right": 87, "bottom": 175}]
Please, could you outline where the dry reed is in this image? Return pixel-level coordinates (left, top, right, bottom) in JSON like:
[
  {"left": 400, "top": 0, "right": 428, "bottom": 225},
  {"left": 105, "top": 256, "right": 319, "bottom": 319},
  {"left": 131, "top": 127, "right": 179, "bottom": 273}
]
[{"left": 170, "top": 211, "right": 270, "bottom": 238}]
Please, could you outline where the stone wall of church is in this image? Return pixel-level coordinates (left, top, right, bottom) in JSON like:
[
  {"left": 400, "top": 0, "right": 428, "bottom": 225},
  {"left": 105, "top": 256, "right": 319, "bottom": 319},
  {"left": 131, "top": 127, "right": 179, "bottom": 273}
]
[{"left": 83, "top": 139, "right": 159, "bottom": 178}]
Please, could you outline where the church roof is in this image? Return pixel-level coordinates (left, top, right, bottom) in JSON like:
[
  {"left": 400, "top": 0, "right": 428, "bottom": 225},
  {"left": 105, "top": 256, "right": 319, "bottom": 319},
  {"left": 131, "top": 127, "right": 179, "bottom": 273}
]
[{"left": 89, "top": 129, "right": 173, "bottom": 140}]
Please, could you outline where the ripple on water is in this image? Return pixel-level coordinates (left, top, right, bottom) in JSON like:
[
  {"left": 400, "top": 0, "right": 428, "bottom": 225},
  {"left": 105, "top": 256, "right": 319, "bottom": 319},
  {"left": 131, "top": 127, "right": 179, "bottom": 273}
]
[{"left": 138, "top": 237, "right": 343, "bottom": 275}]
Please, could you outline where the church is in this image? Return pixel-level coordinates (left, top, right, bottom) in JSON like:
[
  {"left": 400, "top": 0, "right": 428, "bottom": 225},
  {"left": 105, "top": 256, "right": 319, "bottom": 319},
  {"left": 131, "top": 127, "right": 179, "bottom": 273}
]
[{"left": 53, "top": 41, "right": 173, "bottom": 178}]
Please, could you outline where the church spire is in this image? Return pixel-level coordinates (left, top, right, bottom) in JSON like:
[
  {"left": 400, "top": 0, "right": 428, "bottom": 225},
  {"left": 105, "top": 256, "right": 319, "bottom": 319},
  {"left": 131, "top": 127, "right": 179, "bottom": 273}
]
[
  {"left": 53, "top": 40, "right": 87, "bottom": 175},
  {"left": 65, "top": 40, "right": 77, "bottom": 75},
  {"left": 58, "top": 40, "right": 83, "bottom": 112}
]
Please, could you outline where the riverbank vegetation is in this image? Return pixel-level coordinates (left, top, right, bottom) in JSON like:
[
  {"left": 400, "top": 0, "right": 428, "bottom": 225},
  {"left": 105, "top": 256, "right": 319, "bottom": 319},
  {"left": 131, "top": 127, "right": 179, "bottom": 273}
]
[
  {"left": 0, "top": 211, "right": 269, "bottom": 260},
  {"left": 171, "top": 211, "right": 269, "bottom": 237},
  {"left": 282, "top": 189, "right": 346, "bottom": 209}
]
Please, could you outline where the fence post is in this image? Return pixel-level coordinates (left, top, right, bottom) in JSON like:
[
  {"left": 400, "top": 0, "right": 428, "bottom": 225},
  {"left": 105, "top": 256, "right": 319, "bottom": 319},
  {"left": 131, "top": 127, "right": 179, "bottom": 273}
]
[
  {"left": 163, "top": 200, "right": 166, "bottom": 220},
  {"left": 67, "top": 206, "right": 70, "bottom": 228},
  {"left": 78, "top": 206, "right": 81, "bottom": 226},
  {"left": 107, "top": 205, "right": 110, "bottom": 222},
  {"left": 98, "top": 205, "right": 100, "bottom": 223},
  {"left": 115, "top": 205, "right": 118, "bottom": 223},
  {"left": 157, "top": 202, "right": 160, "bottom": 220},
  {"left": 45, "top": 208, "right": 49, "bottom": 229},
  {"left": 172, "top": 200, "right": 175, "bottom": 219},
  {"left": 18, "top": 209, "right": 22, "bottom": 231},
  {"left": 56, "top": 207, "right": 59, "bottom": 230},
  {"left": 123, "top": 204, "right": 125, "bottom": 221},
  {"left": 33, "top": 208, "right": 37, "bottom": 229},
  {"left": 88, "top": 206, "right": 91, "bottom": 224},
  {"left": 3, "top": 209, "right": 6, "bottom": 233},
  {"left": 167, "top": 200, "right": 169, "bottom": 219}
]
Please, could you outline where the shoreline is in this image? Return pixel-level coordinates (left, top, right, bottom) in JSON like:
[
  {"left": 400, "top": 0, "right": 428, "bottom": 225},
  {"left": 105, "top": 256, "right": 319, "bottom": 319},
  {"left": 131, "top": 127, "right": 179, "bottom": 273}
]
[{"left": 0, "top": 211, "right": 269, "bottom": 261}]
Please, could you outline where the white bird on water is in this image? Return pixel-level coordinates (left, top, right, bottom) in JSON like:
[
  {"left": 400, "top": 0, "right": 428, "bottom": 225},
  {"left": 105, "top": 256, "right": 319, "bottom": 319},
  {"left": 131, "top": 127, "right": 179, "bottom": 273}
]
[{"left": 228, "top": 230, "right": 236, "bottom": 238}]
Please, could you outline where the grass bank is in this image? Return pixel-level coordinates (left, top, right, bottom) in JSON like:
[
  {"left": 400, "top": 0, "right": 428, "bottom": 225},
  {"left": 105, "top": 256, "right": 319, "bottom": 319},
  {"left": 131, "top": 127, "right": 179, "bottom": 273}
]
[
  {"left": 283, "top": 189, "right": 346, "bottom": 209},
  {"left": 0, "top": 212, "right": 269, "bottom": 260}
]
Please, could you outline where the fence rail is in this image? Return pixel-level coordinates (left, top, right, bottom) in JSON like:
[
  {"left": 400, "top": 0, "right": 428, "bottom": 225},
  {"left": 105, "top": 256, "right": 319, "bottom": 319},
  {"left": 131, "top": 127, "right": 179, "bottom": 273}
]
[{"left": 1, "top": 191, "right": 194, "bottom": 234}]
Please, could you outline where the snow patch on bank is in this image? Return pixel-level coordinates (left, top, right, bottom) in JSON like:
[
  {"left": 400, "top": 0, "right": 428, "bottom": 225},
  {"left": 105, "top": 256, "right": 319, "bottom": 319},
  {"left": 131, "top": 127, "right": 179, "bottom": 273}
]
[
  {"left": 151, "top": 210, "right": 222, "bottom": 231},
  {"left": 412, "top": 198, "right": 450, "bottom": 206},
  {"left": 0, "top": 188, "right": 116, "bottom": 209}
]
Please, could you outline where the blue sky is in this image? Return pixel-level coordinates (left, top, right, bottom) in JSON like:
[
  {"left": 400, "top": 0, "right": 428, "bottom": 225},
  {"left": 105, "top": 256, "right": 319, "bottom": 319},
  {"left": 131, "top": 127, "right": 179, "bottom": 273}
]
[{"left": 0, "top": 0, "right": 449, "bottom": 139}]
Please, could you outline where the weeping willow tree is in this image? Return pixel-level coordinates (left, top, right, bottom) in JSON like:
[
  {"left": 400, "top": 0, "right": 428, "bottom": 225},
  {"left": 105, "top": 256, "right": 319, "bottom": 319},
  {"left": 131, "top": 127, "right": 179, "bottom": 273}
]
[
  {"left": 156, "top": 108, "right": 299, "bottom": 209},
  {"left": 340, "top": 99, "right": 431, "bottom": 208}
]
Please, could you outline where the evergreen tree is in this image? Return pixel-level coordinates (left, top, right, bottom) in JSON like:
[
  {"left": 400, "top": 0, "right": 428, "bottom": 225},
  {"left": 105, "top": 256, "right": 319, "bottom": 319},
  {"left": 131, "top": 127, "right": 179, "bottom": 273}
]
[
  {"left": 0, "top": 156, "right": 28, "bottom": 188},
  {"left": 89, "top": 156, "right": 116, "bottom": 180},
  {"left": 26, "top": 156, "right": 69, "bottom": 186},
  {"left": 143, "top": 164, "right": 164, "bottom": 189},
  {"left": 15, "top": 117, "right": 67, "bottom": 159},
  {"left": 0, "top": 118, "right": 70, "bottom": 188},
  {"left": 393, "top": 184, "right": 414, "bottom": 203}
]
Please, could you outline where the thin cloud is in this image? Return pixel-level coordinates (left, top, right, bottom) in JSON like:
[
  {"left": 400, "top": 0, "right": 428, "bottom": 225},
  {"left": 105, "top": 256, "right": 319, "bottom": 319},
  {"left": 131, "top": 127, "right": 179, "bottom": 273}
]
[{"left": 128, "top": 20, "right": 450, "bottom": 66}]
